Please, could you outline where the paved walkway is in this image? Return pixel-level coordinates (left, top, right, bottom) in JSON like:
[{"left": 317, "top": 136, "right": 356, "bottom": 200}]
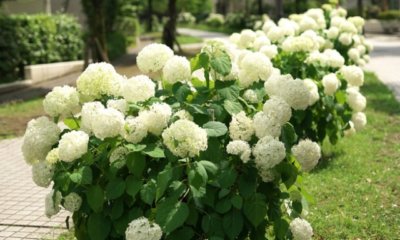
[
  {"left": 365, "top": 34, "right": 400, "bottom": 101},
  {"left": 0, "top": 138, "right": 69, "bottom": 239}
]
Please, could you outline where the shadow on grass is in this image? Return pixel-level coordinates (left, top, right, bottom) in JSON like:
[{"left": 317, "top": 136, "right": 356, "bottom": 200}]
[{"left": 362, "top": 72, "right": 400, "bottom": 115}]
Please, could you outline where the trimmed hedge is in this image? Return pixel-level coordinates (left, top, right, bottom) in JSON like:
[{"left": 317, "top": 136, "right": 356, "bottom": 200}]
[{"left": 0, "top": 14, "right": 83, "bottom": 83}]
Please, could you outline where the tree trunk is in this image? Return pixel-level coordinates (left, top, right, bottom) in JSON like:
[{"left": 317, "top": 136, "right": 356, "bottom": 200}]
[
  {"left": 257, "top": 0, "right": 263, "bottom": 14},
  {"left": 275, "top": 0, "right": 283, "bottom": 21},
  {"left": 147, "top": 0, "right": 153, "bottom": 32},
  {"left": 295, "top": 0, "right": 300, "bottom": 13},
  {"left": 45, "top": 0, "right": 51, "bottom": 15},
  {"left": 162, "top": 0, "right": 177, "bottom": 49},
  {"left": 357, "top": 0, "right": 363, "bottom": 17},
  {"left": 82, "top": 0, "right": 109, "bottom": 64}
]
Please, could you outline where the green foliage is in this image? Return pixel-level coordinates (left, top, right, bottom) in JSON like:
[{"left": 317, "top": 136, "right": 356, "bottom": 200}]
[
  {"left": 49, "top": 47, "right": 309, "bottom": 240},
  {"left": 0, "top": 14, "right": 83, "bottom": 83},
  {"left": 377, "top": 10, "right": 400, "bottom": 20}
]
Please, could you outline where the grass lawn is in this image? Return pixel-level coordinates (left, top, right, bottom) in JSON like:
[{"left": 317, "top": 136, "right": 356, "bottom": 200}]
[
  {"left": 305, "top": 72, "right": 400, "bottom": 239},
  {"left": 179, "top": 23, "right": 237, "bottom": 34},
  {"left": 0, "top": 98, "right": 44, "bottom": 139},
  {"left": 142, "top": 32, "right": 203, "bottom": 45}
]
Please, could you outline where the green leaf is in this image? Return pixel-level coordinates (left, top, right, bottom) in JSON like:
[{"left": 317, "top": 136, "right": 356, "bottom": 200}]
[
  {"left": 216, "top": 84, "right": 240, "bottom": 101},
  {"left": 125, "top": 143, "right": 146, "bottom": 152},
  {"left": 274, "top": 218, "right": 289, "bottom": 239},
  {"left": 110, "top": 199, "right": 124, "bottom": 220},
  {"left": 210, "top": 51, "right": 232, "bottom": 76},
  {"left": 125, "top": 176, "right": 143, "bottom": 198},
  {"left": 189, "top": 162, "right": 208, "bottom": 190},
  {"left": 199, "top": 160, "right": 218, "bottom": 175},
  {"left": 218, "top": 168, "right": 237, "bottom": 188},
  {"left": 126, "top": 152, "right": 146, "bottom": 177},
  {"left": 173, "top": 82, "right": 192, "bottom": 102},
  {"left": 105, "top": 178, "right": 126, "bottom": 200},
  {"left": 223, "top": 100, "right": 243, "bottom": 115},
  {"left": 156, "top": 164, "right": 173, "bottom": 201},
  {"left": 86, "top": 185, "right": 104, "bottom": 212},
  {"left": 88, "top": 213, "right": 111, "bottom": 240},
  {"left": 231, "top": 195, "right": 243, "bottom": 209},
  {"left": 63, "top": 118, "right": 79, "bottom": 130},
  {"left": 191, "top": 52, "right": 209, "bottom": 72},
  {"left": 215, "top": 198, "right": 232, "bottom": 214},
  {"left": 143, "top": 144, "right": 165, "bottom": 158},
  {"left": 140, "top": 179, "right": 156, "bottom": 205},
  {"left": 223, "top": 210, "right": 244, "bottom": 240},
  {"left": 280, "top": 123, "right": 298, "bottom": 151},
  {"left": 243, "top": 193, "right": 268, "bottom": 227},
  {"left": 156, "top": 198, "right": 190, "bottom": 233},
  {"left": 203, "top": 121, "right": 228, "bottom": 137},
  {"left": 166, "top": 226, "right": 195, "bottom": 240},
  {"left": 238, "top": 170, "right": 257, "bottom": 198}
]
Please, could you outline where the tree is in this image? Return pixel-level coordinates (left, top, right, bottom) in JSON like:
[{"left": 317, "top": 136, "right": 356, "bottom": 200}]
[
  {"left": 147, "top": 0, "right": 153, "bottom": 32},
  {"left": 81, "top": 0, "right": 110, "bottom": 64},
  {"left": 275, "top": 0, "right": 283, "bottom": 21},
  {"left": 357, "top": 0, "right": 363, "bottom": 17},
  {"left": 257, "top": 0, "right": 263, "bottom": 14},
  {"left": 162, "top": 0, "right": 177, "bottom": 49}
]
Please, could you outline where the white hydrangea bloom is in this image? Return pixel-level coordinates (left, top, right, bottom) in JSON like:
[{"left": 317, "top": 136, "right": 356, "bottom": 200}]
[
  {"left": 46, "top": 148, "right": 59, "bottom": 165},
  {"left": 43, "top": 86, "right": 80, "bottom": 117},
  {"left": 323, "top": 49, "right": 345, "bottom": 68},
  {"left": 229, "top": 33, "right": 241, "bottom": 44},
  {"left": 303, "top": 79, "right": 320, "bottom": 106},
  {"left": 289, "top": 218, "right": 313, "bottom": 240},
  {"left": 173, "top": 110, "right": 193, "bottom": 121},
  {"left": 326, "top": 26, "right": 339, "bottom": 39},
  {"left": 260, "top": 45, "right": 278, "bottom": 59},
  {"left": 322, "top": 73, "right": 340, "bottom": 96},
  {"left": 259, "top": 168, "right": 276, "bottom": 182},
  {"left": 266, "top": 26, "right": 285, "bottom": 43},
  {"left": 344, "top": 121, "right": 356, "bottom": 136},
  {"left": 109, "top": 147, "right": 129, "bottom": 168},
  {"left": 348, "top": 48, "right": 360, "bottom": 62},
  {"left": 137, "top": 43, "right": 174, "bottom": 75},
  {"left": 107, "top": 99, "right": 128, "bottom": 114},
  {"left": 80, "top": 101, "right": 105, "bottom": 133},
  {"left": 92, "top": 108, "right": 125, "bottom": 140},
  {"left": 243, "top": 89, "right": 259, "bottom": 104},
  {"left": 238, "top": 29, "right": 257, "bottom": 49},
  {"left": 45, "top": 190, "right": 62, "bottom": 218},
  {"left": 357, "top": 58, "right": 366, "bottom": 67},
  {"left": 253, "top": 36, "right": 271, "bottom": 50},
  {"left": 162, "top": 119, "right": 208, "bottom": 158},
  {"left": 263, "top": 97, "right": 292, "bottom": 125},
  {"left": 280, "top": 79, "right": 311, "bottom": 110},
  {"left": 352, "top": 112, "right": 367, "bottom": 131},
  {"left": 340, "top": 65, "right": 364, "bottom": 87},
  {"left": 229, "top": 111, "right": 255, "bottom": 141},
  {"left": 338, "top": 33, "right": 352, "bottom": 46},
  {"left": 63, "top": 192, "right": 82, "bottom": 212},
  {"left": 22, "top": 116, "right": 61, "bottom": 165},
  {"left": 357, "top": 44, "right": 367, "bottom": 55},
  {"left": 253, "top": 112, "right": 282, "bottom": 139},
  {"left": 138, "top": 103, "right": 172, "bottom": 136},
  {"left": 32, "top": 161, "right": 54, "bottom": 188},
  {"left": 162, "top": 56, "right": 191, "bottom": 84},
  {"left": 264, "top": 71, "right": 289, "bottom": 97},
  {"left": 226, "top": 140, "right": 252, "bottom": 163},
  {"left": 299, "top": 16, "right": 318, "bottom": 32},
  {"left": 253, "top": 136, "right": 286, "bottom": 169},
  {"left": 339, "top": 20, "right": 358, "bottom": 34},
  {"left": 122, "top": 117, "right": 148, "bottom": 144},
  {"left": 292, "top": 139, "right": 321, "bottom": 172},
  {"left": 281, "top": 36, "right": 317, "bottom": 52},
  {"left": 238, "top": 52, "right": 272, "bottom": 88},
  {"left": 58, "top": 130, "right": 89, "bottom": 162},
  {"left": 347, "top": 88, "right": 367, "bottom": 112},
  {"left": 262, "top": 20, "right": 276, "bottom": 34},
  {"left": 122, "top": 75, "right": 156, "bottom": 103},
  {"left": 331, "top": 16, "right": 346, "bottom": 28},
  {"left": 76, "top": 62, "right": 123, "bottom": 101},
  {"left": 125, "top": 217, "right": 162, "bottom": 240}
]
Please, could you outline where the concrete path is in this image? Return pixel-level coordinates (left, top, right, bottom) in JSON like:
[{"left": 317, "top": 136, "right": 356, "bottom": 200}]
[
  {"left": 0, "top": 138, "right": 69, "bottom": 239},
  {"left": 365, "top": 34, "right": 400, "bottom": 101},
  {"left": 177, "top": 28, "right": 228, "bottom": 41}
]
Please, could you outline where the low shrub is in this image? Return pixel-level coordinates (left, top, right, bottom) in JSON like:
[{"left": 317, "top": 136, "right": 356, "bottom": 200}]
[
  {"left": 0, "top": 14, "right": 83, "bottom": 83},
  {"left": 178, "top": 12, "right": 196, "bottom": 25},
  {"left": 377, "top": 10, "right": 400, "bottom": 20},
  {"left": 205, "top": 13, "right": 225, "bottom": 27}
]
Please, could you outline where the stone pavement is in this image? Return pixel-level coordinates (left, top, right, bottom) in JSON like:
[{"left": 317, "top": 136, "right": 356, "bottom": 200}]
[
  {"left": 0, "top": 138, "right": 70, "bottom": 239},
  {"left": 365, "top": 34, "right": 400, "bottom": 101}
]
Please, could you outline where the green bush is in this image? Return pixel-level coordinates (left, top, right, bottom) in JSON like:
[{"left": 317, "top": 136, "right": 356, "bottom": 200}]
[
  {"left": 0, "top": 14, "right": 83, "bottom": 83},
  {"left": 377, "top": 10, "right": 400, "bottom": 20},
  {"left": 225, "top": 13, "right": 263, "bottom": 31}
]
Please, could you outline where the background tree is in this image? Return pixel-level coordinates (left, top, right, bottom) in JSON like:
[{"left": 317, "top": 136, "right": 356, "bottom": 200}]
[
  {"left": 162, "top": 0, "right": 177, "bottom": 48},
  {"left": 275, "top": 0, "right": 283, "bottom": 21},
  {"left": 357, "top": 0, "right": 363, "bottom": 17}
]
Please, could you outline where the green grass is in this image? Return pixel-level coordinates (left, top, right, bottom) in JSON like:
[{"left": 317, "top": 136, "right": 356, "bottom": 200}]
[
  {"left": 0, "top": 98, "right": 44, "bottom": 139},
  {"left": 305, "top": 72, "right": 400, "bottom": 239},
  {"left": 143, "top": 32, "right": 203, "bottom": 45},
  {"left": 55, "top": 230, "right": 75, "bottom": 240}
]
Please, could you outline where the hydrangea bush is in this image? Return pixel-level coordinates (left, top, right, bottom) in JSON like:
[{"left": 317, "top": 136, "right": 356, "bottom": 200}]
[
  {"left": 23, "top": 5, "right": 371, "bottom": 240},
  {"left": 226, "top": 3, "right": 371, "bottom": 144}
]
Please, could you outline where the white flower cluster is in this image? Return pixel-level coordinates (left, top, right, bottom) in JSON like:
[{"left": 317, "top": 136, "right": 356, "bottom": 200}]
[
  {"left": 125, "top": 217, "right": 162, "bottom": 240},
  {"left": 162, "top": 119, "right": 208, "bottom": 158},
  {"left": 22, "top": 116, "right": 60, "bottom": 165},
  {"left": 43, "top": 85, "right": 80, "bottom": 117},
  {"left": 58, "top": 130, "right": 89, "bottom": 162},
  {"left": 226, "top": 140, "right": 251, "bottom": 163},
  {"left": 163, "top": 55, "right": 191, "bottom": 84},
  {"left": 109, "top": 147, "right": 129, "bottom": 168},
  {"left": 137, "top": 43, "right": 174, "bottom": 76},
  {"left": 229, "top": 111, "right": 254, "bottom": 141},
  {"left": 139, "top": 103, "right": 172, "bottom": 136},
  {"left": 290, "top": 218, "right": 313, "bottom": 240},
  {"left": 45, "top": 190, "right": 62, "bottom": 218},
  {"left": 122, "top": 75, "right": 155, "bottom": 103},
  {"left": 292, "top": 139, "right": 321, "bottom": 172},
  {"left": 32, "top": 161, "right": 54, "bottom": 187},
  {"left": 253, "top": 136, "right": 286, "bottom": 175},
  {"left": 63, "top": 192, "right": 82, "bottom": 212}
]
